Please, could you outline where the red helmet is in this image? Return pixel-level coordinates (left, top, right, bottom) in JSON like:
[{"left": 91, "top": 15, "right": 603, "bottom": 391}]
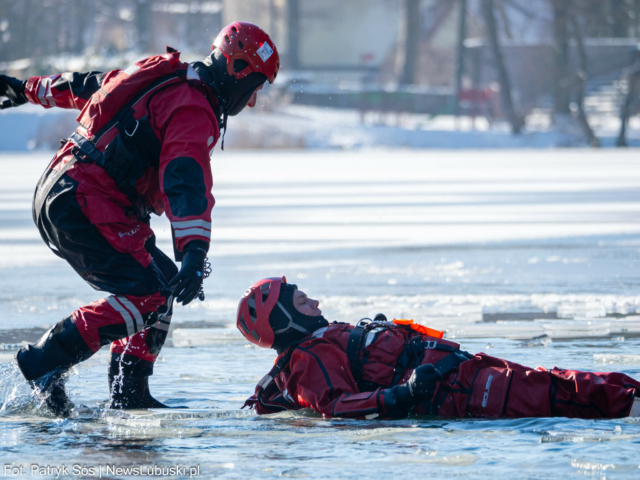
[
  {"left": 212, "top": 22, "right": 280, "bottom": 84},
  {"left": 237, "top": 276, "right": 286, "bottom": 348}
]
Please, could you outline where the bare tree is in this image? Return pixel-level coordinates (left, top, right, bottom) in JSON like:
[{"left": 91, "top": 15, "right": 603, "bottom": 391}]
[
  {"left": 396, "top": 0, "right": 421, "bottom": 85},
  {"left": 481, "top": 0, "right": 522, "bottom": 133},
  {"left": 552, "top": 0, "right": 571, "bottom": 116},
  {"left": 454, "top": 0, "right": 467, "bottom": 118},
  {"left": 287, "top": 0, "right": 300, "bottom": 70},
  {"left": 569, "top": 11, "right": 599, "bottom": 147},
  {"left": 136, "top": 0, "right": 152, "bottom": 53},
  {"left": 617, "top": 50, "right": 640, "bottom": 147}
]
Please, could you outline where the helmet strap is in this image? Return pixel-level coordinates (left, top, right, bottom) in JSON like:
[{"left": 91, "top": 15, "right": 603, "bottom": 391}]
[{"left": 272, "top": 301, "right": 311, "bottom": 335}]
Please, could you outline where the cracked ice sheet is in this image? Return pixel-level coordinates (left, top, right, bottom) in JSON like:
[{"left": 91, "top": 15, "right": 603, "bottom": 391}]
[{"left": 1, "top": 150, "right": 640, "bottom": 336}]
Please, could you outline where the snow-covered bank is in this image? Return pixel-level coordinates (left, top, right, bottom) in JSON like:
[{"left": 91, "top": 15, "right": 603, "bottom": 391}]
[{"left": 3, "top": 104, "right": 640, "bottom": 151}]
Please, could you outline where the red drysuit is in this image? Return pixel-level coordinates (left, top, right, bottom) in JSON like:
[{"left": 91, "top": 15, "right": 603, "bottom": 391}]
[
  {"left": 26, "top": 50, "right": 219, "bottom": 365},
  {"left": 245, "top": 322, "right": 640, "bottom": 419}
]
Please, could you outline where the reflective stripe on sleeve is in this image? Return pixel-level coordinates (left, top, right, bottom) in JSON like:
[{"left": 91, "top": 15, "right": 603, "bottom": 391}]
[
  {"left": 37, "top": 76, "right": 57, "bottom": 108},
  {"left": 174, "top": 228, "right": 211, "bottom": 239},
  {"left": 172, "top": 219, "right": 212, "bottom": 230},
  {"left": 172, "top": 220, "right": 212, "bottom": 239}
]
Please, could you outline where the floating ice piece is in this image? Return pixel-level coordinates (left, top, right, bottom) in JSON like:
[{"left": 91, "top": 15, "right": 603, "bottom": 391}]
[
  {"left": 420, "top": 315, "right": 482, "bottom": 328},
  {"left": 593, "top": 354, "right": 640, "bottom": 365},
  {"left": 446, "top": 322, "right": 545, "bottom": 340},
  {"left": 538, "top": 320, "right": 610, "bottom": 339},
  {"left": 172, "top": 328, "right": 243, "bottom": 348},
  {"left": 520, "top": 334, "right": 552, "bottom": 348},
  {"left": 557, "top": 302, "right": 606, "bottom": 319},
  {"left": 607, "top": 318, "right": 640, "bottom": 336}
]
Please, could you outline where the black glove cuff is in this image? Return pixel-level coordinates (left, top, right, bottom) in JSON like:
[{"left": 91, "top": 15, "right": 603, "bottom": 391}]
[
  {"left": 384, "top": 385, "right": 414, "bottom": 419},
  {"left": 183, "top": 239, "right": 208, "bottom": 259}
]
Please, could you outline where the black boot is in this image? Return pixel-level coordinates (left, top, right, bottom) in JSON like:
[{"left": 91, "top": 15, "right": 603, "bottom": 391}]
[
  {"left": 30, "top": 368, "right": 73, "bottom": 417},
  {"left": 108, "top": 353, "right": 172, "bottom": 409},
  {"left": 15, "top": 316, "right": 93, "bottom": 416}
]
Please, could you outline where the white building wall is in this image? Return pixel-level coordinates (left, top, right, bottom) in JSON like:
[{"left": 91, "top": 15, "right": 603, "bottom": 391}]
[{"left": 223, "top": 0, "right": 399, "bottom": 71}]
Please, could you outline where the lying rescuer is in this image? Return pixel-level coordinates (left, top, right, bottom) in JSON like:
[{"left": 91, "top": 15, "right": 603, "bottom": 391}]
[
  {"left": 237, "top": 277, "right": 640, "bottom": 419},
  {"left": 0, "top": 22, "right": 279, "bottom": 414}
]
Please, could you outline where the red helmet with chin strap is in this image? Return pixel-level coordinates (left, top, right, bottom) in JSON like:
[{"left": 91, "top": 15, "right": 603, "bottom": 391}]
[
  {"left": 237, "top": 276, "right": 286, "bottom": 348},
  {"left": 212, "top": 21, "right": 280, "bottom": 84}
]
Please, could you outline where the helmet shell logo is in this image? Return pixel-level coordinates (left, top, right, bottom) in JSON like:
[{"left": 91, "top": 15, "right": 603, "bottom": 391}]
[{"left": 256, "top": 43, "right": 274, "bottom": 62}]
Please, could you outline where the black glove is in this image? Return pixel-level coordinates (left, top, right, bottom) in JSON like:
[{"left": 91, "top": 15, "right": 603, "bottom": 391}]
[
  {"left": 0, "top": 75, "right": 27, "bottom": 109},
  {"left": 385, "top": 364, "right": 442, "bottom": 418},
  {"left": 169, "top": 240, "right": 208, "bottom": 306}
]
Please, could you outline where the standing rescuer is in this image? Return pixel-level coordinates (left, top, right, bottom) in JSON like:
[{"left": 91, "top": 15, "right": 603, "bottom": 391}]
[
  {"left": 0, "top": 22, "right": 279, "bottom": 415},
  {"left": 237, "top": 277, "right": 640, "bottom": 419}
]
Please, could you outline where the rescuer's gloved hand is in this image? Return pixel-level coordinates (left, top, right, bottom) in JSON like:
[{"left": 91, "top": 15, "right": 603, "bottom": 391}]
[
  {"left": 0, "top": 75, "right": 27, "bottom": 109},
  {"left": 386, "top": 364, "right": 442, "bottom": 418},
  {"left": 405, "top": 364, "right": 442, "bottom": 403},
  {"left": 169, "top": 240, "right": 208, "bottom": 306}
]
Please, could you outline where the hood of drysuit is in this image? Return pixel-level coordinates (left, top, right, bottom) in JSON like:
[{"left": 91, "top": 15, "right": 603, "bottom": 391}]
[
  {"left": 191, "top": 50, "right": 267, "bottom": 117},
  {"left": 269, "top": 283, "right": 329, "bottom": 354}
]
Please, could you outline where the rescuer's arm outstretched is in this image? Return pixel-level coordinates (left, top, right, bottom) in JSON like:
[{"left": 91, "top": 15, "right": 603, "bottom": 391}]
[{"left": 22, "top": 71, "right": 114, "bottom": 110}]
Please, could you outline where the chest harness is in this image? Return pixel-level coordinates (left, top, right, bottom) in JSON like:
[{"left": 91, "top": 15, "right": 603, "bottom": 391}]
[
  {"left": 246, "top": 318, "right": 473, "bottom": 413},
  {"left": 345, "top": 316, "right": 473, "bottom": 392}
]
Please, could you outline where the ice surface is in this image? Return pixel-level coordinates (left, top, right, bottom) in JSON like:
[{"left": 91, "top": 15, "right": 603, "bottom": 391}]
[{"left": 1, "top": 150, "right": 640, "bottom": 478}]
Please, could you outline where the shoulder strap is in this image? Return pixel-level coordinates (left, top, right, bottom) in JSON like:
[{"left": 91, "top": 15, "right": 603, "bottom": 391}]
[
  {"left": 70, "top": 72, "right": 185, "bottom": 161},
  {"left": 346, "top": 320, "right": 369, "bottom": 366}
]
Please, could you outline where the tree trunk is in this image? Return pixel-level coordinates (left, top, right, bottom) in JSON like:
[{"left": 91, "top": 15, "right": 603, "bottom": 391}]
[
  {"left": 396, "top": 0, "right": 421, "bottom": 85},
  {"left": 609, "top": 0, "right": 630, "bottom": 37},
  {"left": 617, "top": 63, "right": 640, "bottom": 147},
  {"left": 136, "top": 0, "right": 152, "bottom": 53},
  {"left": 553, "top": 0, "right": 571, "bottom": 116},
  {"left": 287, "top": 0, "right": 300, "bottom": 70},
  {"left": 570, "top": 13, "right": 599, "bottom": 147},
  {"left": 454, "top": 0, "right": 467, "bottom": 118},
  {"left": 481, "top": 0, "right": 522, "bottom": 134}
]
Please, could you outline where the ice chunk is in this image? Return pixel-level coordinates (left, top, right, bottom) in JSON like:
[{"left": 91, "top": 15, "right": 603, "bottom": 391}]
[
  {"left": 557, "top": 302, "right": 606, "bottom": 319},
  {"left": 172, "top": 328, "right": 243, "bottom": 348},
  {"left": 520, "top": 334, "right": 552, "bottom": 348},
  {"left": 538, "top": 320, "right": 610, "bottom": 339},
  {"left": 607, "top": 317, "right": 640, "bottom": 336},
  {"left": 446, "top": 322, "right": 544, "bottom": 340},
  {"left": 593, "top": 354, "right": 640, "bottom": 365}
]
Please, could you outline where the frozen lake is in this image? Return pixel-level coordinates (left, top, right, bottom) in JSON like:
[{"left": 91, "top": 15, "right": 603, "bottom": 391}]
[{"left": 1, "top": 149, "right": 640, "bottom": 478}]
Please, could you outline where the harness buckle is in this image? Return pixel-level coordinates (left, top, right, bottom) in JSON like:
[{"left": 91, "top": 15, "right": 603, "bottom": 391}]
[{"left": 124, "top": 119, "right": 140, "bottom": 137}]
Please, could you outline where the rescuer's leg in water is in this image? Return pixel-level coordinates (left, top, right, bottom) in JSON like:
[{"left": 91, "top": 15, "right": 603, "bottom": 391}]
[
  {"left": 107, "top": 242, "right": 178, "bottom": 409},
  {"left": 16, "top": 164, "right": 177, "bottom": 414}
]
